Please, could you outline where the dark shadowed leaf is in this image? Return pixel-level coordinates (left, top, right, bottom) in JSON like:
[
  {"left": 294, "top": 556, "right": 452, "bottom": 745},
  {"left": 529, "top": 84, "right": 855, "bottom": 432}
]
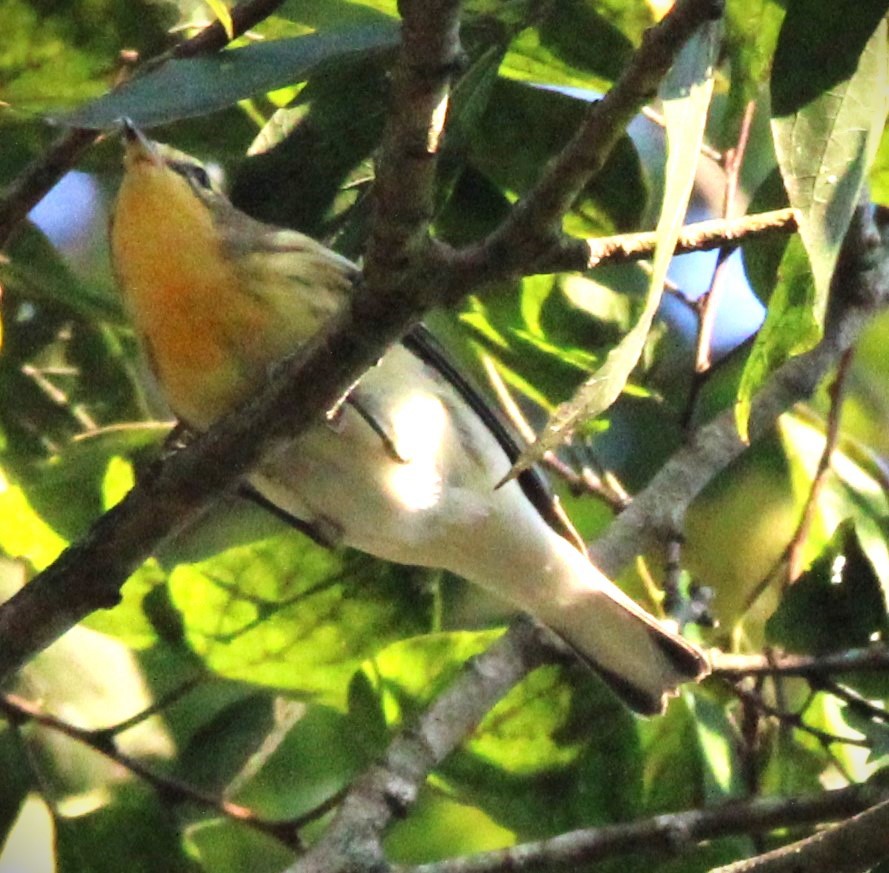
[
  {"left": 722, "top": 0, "right": 784, "bottom": 144},
  {"left": 766, "top": 521, "right": 889, "bottom": 653},
  {"left": 501, "top": 0, "right": 637, "bottom": 92},
  {"left": 169, "top": 535, "right": 435, "bottom": 709},
  {"left": 736, "top": 234, "right": 816, "bottom": 438},
  {"left": 62, "top": 25, "right": 400, "bottom": 129}
]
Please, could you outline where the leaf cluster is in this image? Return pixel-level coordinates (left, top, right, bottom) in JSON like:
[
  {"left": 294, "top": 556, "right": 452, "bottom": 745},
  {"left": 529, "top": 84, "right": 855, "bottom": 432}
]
[{"left": 1, "top": 1, "right": 889, "bottom": 872}]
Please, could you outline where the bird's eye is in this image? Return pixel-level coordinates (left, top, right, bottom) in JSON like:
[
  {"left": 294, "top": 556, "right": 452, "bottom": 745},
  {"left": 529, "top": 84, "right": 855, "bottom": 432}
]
[{"left": 170, "top": 161, "right": 213, "bottom": 191}]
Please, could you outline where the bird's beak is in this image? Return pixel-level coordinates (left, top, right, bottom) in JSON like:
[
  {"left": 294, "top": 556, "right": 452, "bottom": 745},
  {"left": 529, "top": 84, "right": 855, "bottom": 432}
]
[{"left": 120, "top": 118, "right": 161, "bottom": 166}]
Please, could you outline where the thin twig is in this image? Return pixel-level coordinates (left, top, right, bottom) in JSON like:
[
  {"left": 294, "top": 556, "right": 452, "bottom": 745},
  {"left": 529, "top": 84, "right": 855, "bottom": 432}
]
[
  {"left": 713, "top": 646, "right": 889, "bottom": 680},
  {"left": 684, "top": 99, "right": 758, "bottom": 424},
  {"left": 710, "top": 797, "right": 889, "bottom": 873},
  {"left": 786, "top": 348, "right": 856, "bottom": 582},
  {"left": 0, "top": 692, "right": 307, "bottom": 850},
  {"left": 396, "top": 784, "right": 889, "bottom": 873},
  {"left": 729, "top": 685, "right": 869, "bottom": 749}
]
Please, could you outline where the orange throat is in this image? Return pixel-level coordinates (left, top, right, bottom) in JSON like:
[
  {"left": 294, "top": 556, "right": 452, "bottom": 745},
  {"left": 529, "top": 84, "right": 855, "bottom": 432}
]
[{"left": 111, "top": 159, "right": 270, "bottom": 428}]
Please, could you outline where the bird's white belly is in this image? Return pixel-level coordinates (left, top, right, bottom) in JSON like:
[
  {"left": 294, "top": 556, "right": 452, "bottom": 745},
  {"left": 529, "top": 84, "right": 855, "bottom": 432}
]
[{"left": 249, "top": 345, "right": 502, "bottom": 569}]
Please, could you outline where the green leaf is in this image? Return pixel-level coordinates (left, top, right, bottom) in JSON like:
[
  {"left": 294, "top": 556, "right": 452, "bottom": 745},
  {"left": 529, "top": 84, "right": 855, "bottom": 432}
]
[
  {"left": 735, "top": 234, "right": 817, "bottom": 439},
  {"left": 771, "top": 11, "right": 889, "bottom": 313},
  {"left": 62, "top": 25, "right": 400, "bottom": 129},
  {"left": 204, "top": 0, "right": 234, "bottom": 39},
  {"left": 766, "top": 520, "right": 889, "bottom": 653},
  {"left": 871, "top": 124, "right": 889, "bottom": 207},
  {"left": 740, "top": 167, "right": 790, "bottom": 305},
  {"left": 0, "top": 0, "right": 174, "bottom": 111},
  {"left": 469, "top": 79, "right": 647, "bottom": 235},
  {"left": 230, "top": 56, "right": 390, "bottom": 236},
  {"left": 722, "top": 0, "right": 784, "bottom": 144},
  {"left": 56, "top": 783, "right": 196, "bottom": 873},
  {"left": 385, "top": 788, "right": 515, "bottom": 863},
  {"left": 508, "top": 18, "right": 719, "bottom": 479},
  {"left": 276, "top": 0, "right": 398, "bottom": 29},
  {"left": 501, "top": 0, "right": 638, "bottom": 93},
  {"left": 0, "top": 224, "right": 123, "bottom": 324},
  {"left": 169, "top": 535, "right": 435, "bottom": 709},
  {"left": 360, "top": 634, "right": 643, "bottom": 837},
  {"left": 185, "top": 819, "right": 294, "bottom": 873}
]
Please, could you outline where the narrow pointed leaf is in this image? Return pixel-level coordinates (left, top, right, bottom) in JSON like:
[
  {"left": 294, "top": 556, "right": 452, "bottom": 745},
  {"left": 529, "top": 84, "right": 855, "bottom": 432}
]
[
  {"left": 771, "top": 10, "right": 889, "bottom": 321},
  {"left": 204, "top": 0, "right": 235, "bottom": 39},
  {"left": 61, "top": 25, "right": 400, "bottom": 129},
  {"left": 507, "top": 19, "right": 719, "bottom": 480}
]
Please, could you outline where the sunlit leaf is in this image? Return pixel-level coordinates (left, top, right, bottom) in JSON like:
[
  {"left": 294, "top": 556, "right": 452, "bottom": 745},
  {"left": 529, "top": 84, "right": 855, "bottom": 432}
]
[
  {"left": 385, "top": 789, "right": 515, "bottom": 863},
  {"left": 0, "top": 471, "right": 67, "bottom": 570},
  {"left": 169, "top": 535, "right": 434, "bottom": 709},
  {"left": 735, "top": 234, "right": 817, "bottom": 439},
  {"left": 771, "top": 10, "right": 889, "bottom": 318},
  {"left": 871, "top": 125, "right": 889, "bottom": 207},
  {"left": 203, "top": 0, "right": 234, "bottom": 39}
]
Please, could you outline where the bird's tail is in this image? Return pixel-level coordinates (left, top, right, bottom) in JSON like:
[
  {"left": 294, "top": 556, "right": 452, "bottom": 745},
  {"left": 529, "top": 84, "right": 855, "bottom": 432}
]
[{"left": 529, "top": 534, "right": 709, "bottom": 715}]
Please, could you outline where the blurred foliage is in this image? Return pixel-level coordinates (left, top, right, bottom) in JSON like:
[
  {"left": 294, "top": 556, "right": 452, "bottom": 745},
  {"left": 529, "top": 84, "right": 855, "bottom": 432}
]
[{"left": 1, "top": 0, "right": 889, "bottom": 871}]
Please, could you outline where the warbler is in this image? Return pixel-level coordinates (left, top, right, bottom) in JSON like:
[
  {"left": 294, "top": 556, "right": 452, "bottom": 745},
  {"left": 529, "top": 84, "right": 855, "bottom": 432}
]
[{"left": 110, "top": 122, "right": 708, "bottom": 715}]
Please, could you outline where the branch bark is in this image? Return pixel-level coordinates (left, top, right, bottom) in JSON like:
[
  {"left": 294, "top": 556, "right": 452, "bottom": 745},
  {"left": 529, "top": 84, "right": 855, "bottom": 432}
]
[
  {"left": 285, "top": 620, "right": 551, "bottom": 873},
  {"left": 591, "top": 203, "right": 889, "bottom": 578},
  {"left": 545, "top": 207, "right": 797, "bottom": 273},
  {"left": 0, "top": 0, "right": 721, "bottom": 683},
  {"left": 713, "top": 647, "right": 889, "bottom": 680},
  {"left": 709, "top": 798, "right": 889, "bottom": 873},
  {"left": 395, "top": 784, "right": 889, "bottom": 873}
]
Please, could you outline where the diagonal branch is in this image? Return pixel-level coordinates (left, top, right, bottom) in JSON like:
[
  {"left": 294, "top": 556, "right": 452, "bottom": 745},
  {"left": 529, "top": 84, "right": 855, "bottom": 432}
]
[
  {"left": 713, "top": 646, "right": 889, "bottom": 680},
  {"left": 709, "top": 797, "right": 889, "bottom": 873},
  {"left": 539, "top": 207, "right": 797, "bottom": 273},
  {"left": 396, "top": 783, "right": 889, "bottom": 873},
  {"left": 0, "top": 0, "right": 719, "bottom": 683},
  {"left": 284, "top": 620, "right": 551, "bottom": 873},
  {"left": 444, "top": 0, "right": 725, "bottom": 293}
]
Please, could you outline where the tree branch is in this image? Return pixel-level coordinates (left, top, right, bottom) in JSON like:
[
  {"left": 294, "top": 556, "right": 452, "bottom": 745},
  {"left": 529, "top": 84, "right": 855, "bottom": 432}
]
[
  {"left": 446, "top": 0, "right": 725, "bottom": 290},
  {"left": 709, "top": 798, "right": 889, "bottom": 873},
  {"left": 0, "top": 691, "right": 306, "bottom": 850},
  {"left": 395, "top": 784, "right": 889, "bottom": 873},
  {"left": 591, "top": 203, "right": 889, "bottom": 578},
  {"left": 712, "top": 646, "right": 889, "bottom": 680},
  {"left": 544, "top": 207, "right": 797, "bottom": 273},
  {"left": 284, "top": 620, "right": 552, "bottom": 873}
]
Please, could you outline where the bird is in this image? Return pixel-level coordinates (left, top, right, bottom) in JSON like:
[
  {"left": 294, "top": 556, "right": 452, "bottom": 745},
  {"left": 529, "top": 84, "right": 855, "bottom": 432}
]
[{"left": 109, "top": 122, "right": 709, "bottom": 715}]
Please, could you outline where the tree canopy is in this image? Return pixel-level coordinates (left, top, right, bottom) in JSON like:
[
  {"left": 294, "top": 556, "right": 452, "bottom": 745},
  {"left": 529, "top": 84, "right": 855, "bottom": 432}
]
[{"left": 1, "top": 1, "right": 889, "bottom": 872}]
